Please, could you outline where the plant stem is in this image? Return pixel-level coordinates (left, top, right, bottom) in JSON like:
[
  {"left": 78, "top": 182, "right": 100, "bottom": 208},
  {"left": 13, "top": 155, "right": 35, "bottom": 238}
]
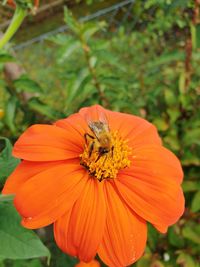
[
  {"left": 0, "top": 6, "right": 27, "bottom": 50},
  {"left": 184, "top": 0, "right": 200, "bottom": 90},
  {"left": 80, "top": 36, "right": 109, "bottom": 107}
]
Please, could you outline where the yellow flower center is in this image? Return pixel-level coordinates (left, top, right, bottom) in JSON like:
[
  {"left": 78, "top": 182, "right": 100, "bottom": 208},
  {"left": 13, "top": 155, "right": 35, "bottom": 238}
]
[{"left": 80, "top": 131, "right": 131, "bottom": 181}]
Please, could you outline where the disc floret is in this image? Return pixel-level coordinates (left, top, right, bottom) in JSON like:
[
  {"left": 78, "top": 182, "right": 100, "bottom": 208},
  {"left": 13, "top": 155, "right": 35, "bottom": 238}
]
[{"left": 80, "top": 131, "right": 131, "bottom": 181}]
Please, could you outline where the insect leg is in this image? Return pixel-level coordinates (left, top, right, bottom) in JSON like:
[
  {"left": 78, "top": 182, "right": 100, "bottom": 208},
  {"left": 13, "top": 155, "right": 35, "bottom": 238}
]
[
  {"left": 84, "top": 133, "right": 94, "bottom": 144},
  {"left": 95, "top": 152, "right": 102, "bottom": 162},
  {"left": 89, "top": 141, "right": 95, "bottom": 157},
  {"left": 111, "top": 146, "right": 114, "bottom": 157}
]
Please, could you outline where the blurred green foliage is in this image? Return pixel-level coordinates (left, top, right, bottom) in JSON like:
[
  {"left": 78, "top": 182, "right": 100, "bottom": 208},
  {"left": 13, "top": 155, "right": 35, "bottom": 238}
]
[{"left": 0, "top": 0, "right": 200, "bottom": 266}]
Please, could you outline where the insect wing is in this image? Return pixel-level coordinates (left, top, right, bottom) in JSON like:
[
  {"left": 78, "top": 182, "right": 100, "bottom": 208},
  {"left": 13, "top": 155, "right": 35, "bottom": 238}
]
[
  {"left": 88, "top": 122, "right": 103, "bottom": 139},
  {"left": 98, "top": 111, "right": 110, "bottom": 130}
]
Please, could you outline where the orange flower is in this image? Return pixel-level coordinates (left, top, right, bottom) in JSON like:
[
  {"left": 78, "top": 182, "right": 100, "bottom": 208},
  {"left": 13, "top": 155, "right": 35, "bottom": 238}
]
[
  {"left": 75, "top": 260, "right": 100, "bottom": 267},
  {"left": 7, "top": 0, "right": 16, "bottom": 7},
  {"left": 7, "top": 0, "right": 40, "bottom": 8},
  {"left": 2, "top": 105, "right": 184, "bottom": 267}
]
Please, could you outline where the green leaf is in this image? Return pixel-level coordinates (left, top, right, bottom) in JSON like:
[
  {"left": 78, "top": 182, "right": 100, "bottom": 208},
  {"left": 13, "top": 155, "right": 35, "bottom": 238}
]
[
  {"left": 0, "top": 203, "right": 50, "bottom": 260},
  {"left": 183, "top": 128, "right": 200, "bottom": 146},
  {"left": 167, "top": 107, "right": 180, "bottom": 123},
  {"left": 182, "top": 150, "right": 200, "bottom": 166},
  {"left": 191, "top": 191, "right": 200, "bottom": 212},
  {"left": 28, "top": 98, "right": 63, "bottom": 120},
  {"left": 182, "top": 226, "right": 200, "bottom": 245},
  {"left": 0, "top": 194, "right": 14, "bottom": 202},
  {"left": 5, "top": 258, "right": 43, "bottom": 267},
  {"left": 176, "top": 253, "right": 196, "bottom": 267},
  {"left": 0, "top": 137, "right": 20, "bottom": 184},
  {"left": 147, "top": 224, "right": 159, "bottom": 251},
  {"left": 168, "top": 226, "right": 185, "bottom": 248},
  {"left": 170, "top": 0, "right": 190, "bottom": 9},
  {"left": 65, "top": 68, "right": 90, "bottom": 106},
  {"left": 58, "top": 40, "right": 80, "bottom": 64},
  {"left": 191, "top": 23, "right": 196, "bottom": 50},
  {"left": 0, "top": 79, "right": 6, "bottom": 88},
  {"left": 164, "top": 89, "right": 178, "bottom": 106},
  {"left": 136, "top": 252, "right": 151, "bottom": 267},
  {"left": 0, "top": 51, "right": 15, "bottom": 63},
  {"left": 150, "top": 260, "right": 165, "bottom": 267},
  {"left": 152, "top": 118, "right": 168, "bottom": 131},
  {"left": 64, "top": 7, "right": 80, "bottom": 34},
  {"left": 47, "top": 34, "right": 70, "bottom": 45},
  {"left": 179, "top": 71, "right": 186, "bottom": 94},
  {"left": 4, "top": 96, "right": 18, "bottom": 133},
  {"left": 164, "top": 134, "right": 180, "bottom": 151},
  {"left": 182, "top": 181, "right": 200, "bottom": 192},
  {"left": 196, "top": 24, "right": 200, "bottom": 49},
  {"left": 146, "top": 51, "right": 184, "bottom": 68},
  {"left": 81, "top": 21, "right": 106, "bottom": 41},
  {"left": 14, "top": 74, "right": 43, "bottom": 94}
]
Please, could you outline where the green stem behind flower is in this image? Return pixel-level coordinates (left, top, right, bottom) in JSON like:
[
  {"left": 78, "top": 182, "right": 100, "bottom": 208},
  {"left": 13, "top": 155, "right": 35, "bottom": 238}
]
[{"left": 0, "top": 6, "right": 27, "bottom": 49}]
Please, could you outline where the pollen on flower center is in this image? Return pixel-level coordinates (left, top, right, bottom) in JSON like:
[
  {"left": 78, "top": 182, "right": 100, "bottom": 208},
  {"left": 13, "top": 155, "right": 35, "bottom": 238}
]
[{"left": 80, "top": 131, "right": 131, "bottom": 181}]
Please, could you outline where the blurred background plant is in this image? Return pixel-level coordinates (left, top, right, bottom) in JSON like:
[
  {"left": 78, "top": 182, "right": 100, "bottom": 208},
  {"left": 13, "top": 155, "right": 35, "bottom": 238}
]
[{"left": 0, "top": 0, "right": 200, "bottom": 266}]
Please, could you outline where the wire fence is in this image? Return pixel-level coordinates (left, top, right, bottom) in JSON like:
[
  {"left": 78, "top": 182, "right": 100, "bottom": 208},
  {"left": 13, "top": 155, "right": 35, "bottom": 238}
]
[{"left": 13, "top": 0, "right": 136, "bottom": 51}]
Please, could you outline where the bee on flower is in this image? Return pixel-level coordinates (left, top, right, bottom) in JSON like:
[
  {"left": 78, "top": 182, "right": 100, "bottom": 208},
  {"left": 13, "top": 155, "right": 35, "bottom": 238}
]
[{"left": 2, "top": 105, "right": 185, "bottom": 267}]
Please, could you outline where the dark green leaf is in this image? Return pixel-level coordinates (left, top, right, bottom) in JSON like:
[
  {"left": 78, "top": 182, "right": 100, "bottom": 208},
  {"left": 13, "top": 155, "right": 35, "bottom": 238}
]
[
  {"left": 57, "top": 40, "right": 80, "bottom": 64},
  {"left": 28, "top": 98, "right": 63, "bottom": 120},
  {"left": 164, "top": 89, "right": 178, "bottom": 106},
  {"left": 146, "top": 51, "right": 185, "bottom": 68},
  {"left": 182, "top": 181, "right": 200, "bottom": 192},
  {"left": 168, "top": 226, "right": 185, "bottom": 248},
  {"left": 147, "top": 224, "right": 159, "bottom": 251},
  {"left": 0, "top": 203, "right": 50, "bottom": 260},
  {"left": 176, "top": 253, "right": 196, "bottom": 267},
  {"left": 136, "top": 251, "right": 151, "bottom": 267},
  {"left": 14, "top": 75, "right": 43, "bottom": 94},
  {"left": 64, "top": 7, "right": 80, "bottom": 34},
  {"left": 0, "top": 137, "right": 20, "bottom": 184},
  {"left": 150, "top": 260, "right": 165, "bottom": 267},
  {"left": 0, "top": 52, "right": 15, "bottom": 63},
  {"left": 4, "top": 258, "right": 43, "bottom": 267},
  {"left": 81, "top": 21, "right": 106, "bottom": 41},
  {"left": 4, "top": 96, "right": 18, "bottom": 133},
  {"left": 0, "top": 194, "right": 14, "bottom": 202},
  {"left": 182, "top": 150, "right": 200, "bottom": 166},
  {"left": 196, "top": 24, "right": 200, "bottom": 49},
  {"left": 183, "top": 128, "right": 200, "bottom": 146},
  {"left": 182, "top": 226, "right": 200, "bottom": 245},
  {"left": 65, "top": 68, "right": 90, "bottom": 106},
  {"left": 191, "top": 191, "right": 200, "bottom": 212},
  {"left": 152, "top": 118, "right": 168, "bottom": 131}
]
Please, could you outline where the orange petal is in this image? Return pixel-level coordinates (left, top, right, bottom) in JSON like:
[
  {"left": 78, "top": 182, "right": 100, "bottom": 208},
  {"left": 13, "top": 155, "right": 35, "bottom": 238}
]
[
  {"left": 2, "top": 160, "right": 66, "bottom": 194},
  {"left": 54, "top": 209, "right": 76, "bottom": 256},
  {"left": 75, "top": 260, "right": 100, "bottom": 267},
  {"left": 54, "top": 179, "right": 106, "bottom": 262},
  {"left": 79, "top": 105, "right": 104, "bottom": 122},
  {"left": 7, "top": 0, "right": 16, "bottom": 7},
  {"left": 124, "top": 144, "right": 184, "bottom": 183},
  {"left": 55, "top": 113, "right": 88, "bottom": 138},
  {"left": 107, "top": 110, "right": 162, "bottom": 147},
  {"left": 98, "top": 181, "right": 147, "bottom": 267},
  {"left": 13, "top": 124, "right": 83, "bottom": 161},
  {"left": 79, "top": 105, "right": 161, "bottom": 147},
  {"left": 116, "top": 145, "right": 185, "bottom": 233},
  {"left": 14, "top": 162, "right": 87, "bottom": 228}
]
